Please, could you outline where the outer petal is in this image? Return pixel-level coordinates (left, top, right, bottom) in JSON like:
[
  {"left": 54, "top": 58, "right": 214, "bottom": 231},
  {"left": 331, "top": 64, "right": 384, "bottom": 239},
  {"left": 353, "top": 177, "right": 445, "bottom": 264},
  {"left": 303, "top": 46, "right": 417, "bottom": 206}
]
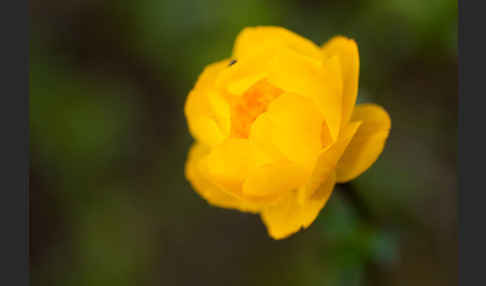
[
  {"left": 203, "top": 139, "right": 252, "bottom": 194},
  {"left": 185, "top": 113, "right": 225, "bottom": 147},
  {"left": 202, "top": 138, "right": 271, "bottom": 195},
  {"left": 260, "top": 172, "right": 337, "bottom": 240},
  {"left": 185, "top": 59, "right": 232, "bottom": 146},
  {"left": 321, "top": 36, "right": 360, "bottom": 130},
  {"left": 193, "top": 59, "right": 231, "bottom": 93},
  {"left": 265, "top": 93, "right": 324, "bottom": 169},
  {"left": 298, "top": 121, "right": 361, "bottom": 204},
  {"left": 336, "top": 104, "right": 391, "bottom": 182},
  {"left": 233, "top": 26, "right": 322, "bottom": 61},
  {"left": 185, "top": 143, "right": 257, "bottom": 212}
]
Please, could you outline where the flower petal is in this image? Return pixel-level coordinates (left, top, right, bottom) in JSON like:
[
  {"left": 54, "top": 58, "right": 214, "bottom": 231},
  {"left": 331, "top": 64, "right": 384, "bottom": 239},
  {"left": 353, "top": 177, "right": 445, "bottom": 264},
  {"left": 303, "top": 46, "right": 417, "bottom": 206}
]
[
  {"left": 336, "top": 104, "right": 391, "bottom": 182},
  {"left": 243, "top": 160, "right": 307, "bottom": 199},
  {"left": 260, "top": 172, "right": 336, "bottom": 240},
  {"left": 233, "top": 26, "right": 322, "bottom": 61},
  {"left": 193, "top": 59, "right": 231, "bottom": 93},
  {"left": 265, "top": 93, "right": 324, "bottom": 168},
  {"left": 248, "top": 113, "right": 285, "bottom": 161},
  {"left": 204, "top": 139, "right": 253, "bottom": 192},
  {"left": 185, "top": 59, "right": 232, "bottom": 146},
  {"left": 312, "top": 55, "right": 343, "bottom": 141},
  {"left": 321, "top": 36, "right": 359, "bottom": 130},
  {"left": 185, "top": 143, "right": 259, "bottom": 212},
  {"left": 298, "top": 121, "right": 362, "bottom": 204},
  {"left": 215, "top": 53, "right": 269, "bottom": 95},
  {"left": 203, "top": 138, "right": 270, "bottom": 195},
  {"left": 185, "top": 113, "right": 225, "bottom": 147}
]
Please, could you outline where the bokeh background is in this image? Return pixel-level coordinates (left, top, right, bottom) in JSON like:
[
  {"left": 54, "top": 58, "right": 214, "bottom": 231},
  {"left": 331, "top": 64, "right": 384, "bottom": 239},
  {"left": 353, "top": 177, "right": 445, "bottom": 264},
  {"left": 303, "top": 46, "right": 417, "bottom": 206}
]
[{"left": 30, "top": 0, "right": 458, "bottom": 285}]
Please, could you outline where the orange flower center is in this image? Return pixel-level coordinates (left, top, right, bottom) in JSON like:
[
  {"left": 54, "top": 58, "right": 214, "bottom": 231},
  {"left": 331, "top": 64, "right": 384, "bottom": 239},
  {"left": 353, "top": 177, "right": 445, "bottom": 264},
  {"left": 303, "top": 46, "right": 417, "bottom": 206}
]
[{"left": 229, "top": 80, "right": 283, "bottom": 138}]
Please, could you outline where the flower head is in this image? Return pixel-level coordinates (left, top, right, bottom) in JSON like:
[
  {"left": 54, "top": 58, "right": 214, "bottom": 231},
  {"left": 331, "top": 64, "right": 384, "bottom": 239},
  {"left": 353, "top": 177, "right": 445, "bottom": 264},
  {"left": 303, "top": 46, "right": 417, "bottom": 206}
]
[{"left": 184, "top": 26, "right": 391, "bottom": 239}]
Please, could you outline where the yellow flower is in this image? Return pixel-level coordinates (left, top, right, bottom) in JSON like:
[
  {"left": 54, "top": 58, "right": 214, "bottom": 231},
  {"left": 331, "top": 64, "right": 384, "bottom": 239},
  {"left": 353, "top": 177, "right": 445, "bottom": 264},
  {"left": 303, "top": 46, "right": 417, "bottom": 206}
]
[{"left": 184, "top": 26, "right": 391, "bottom": 239}]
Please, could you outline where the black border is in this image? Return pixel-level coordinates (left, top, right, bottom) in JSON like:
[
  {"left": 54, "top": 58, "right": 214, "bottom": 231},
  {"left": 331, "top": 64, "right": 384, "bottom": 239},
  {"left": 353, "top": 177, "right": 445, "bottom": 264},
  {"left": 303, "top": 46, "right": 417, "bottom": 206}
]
[
  {"left": 459, "top": 0, "right": 483, "bottom": 285},
  {"left": 0, "top": 1, "right": 29, "bottom": 285}
]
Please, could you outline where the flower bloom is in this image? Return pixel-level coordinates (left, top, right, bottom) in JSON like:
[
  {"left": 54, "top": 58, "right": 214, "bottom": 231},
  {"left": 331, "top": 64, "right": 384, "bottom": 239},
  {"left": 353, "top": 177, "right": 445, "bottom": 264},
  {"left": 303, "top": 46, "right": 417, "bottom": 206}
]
[{"left": 184, "top": 26, "right": 391, "bottom": 239}]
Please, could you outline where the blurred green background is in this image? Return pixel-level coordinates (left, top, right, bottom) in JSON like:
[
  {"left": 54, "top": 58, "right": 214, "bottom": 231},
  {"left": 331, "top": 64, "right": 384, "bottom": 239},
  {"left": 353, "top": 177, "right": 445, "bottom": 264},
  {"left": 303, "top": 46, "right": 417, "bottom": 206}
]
[{"left": 30, "top": 0, "right": 457, "bottom": 285}]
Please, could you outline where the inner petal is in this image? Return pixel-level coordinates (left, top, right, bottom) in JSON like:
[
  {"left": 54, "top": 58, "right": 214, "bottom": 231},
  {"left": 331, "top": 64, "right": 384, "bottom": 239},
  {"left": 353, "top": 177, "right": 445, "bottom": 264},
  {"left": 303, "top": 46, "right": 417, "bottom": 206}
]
[{"left": 229, "top": 79, "right": 283, "bottom": 138}]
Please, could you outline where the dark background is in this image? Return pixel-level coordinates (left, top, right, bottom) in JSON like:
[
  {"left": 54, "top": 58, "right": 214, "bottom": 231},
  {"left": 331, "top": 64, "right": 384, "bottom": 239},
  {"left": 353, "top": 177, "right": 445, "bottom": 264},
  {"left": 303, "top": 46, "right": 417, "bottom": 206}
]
[{"left": 30, "top": 0, "right": 457, "bottom": 285}]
